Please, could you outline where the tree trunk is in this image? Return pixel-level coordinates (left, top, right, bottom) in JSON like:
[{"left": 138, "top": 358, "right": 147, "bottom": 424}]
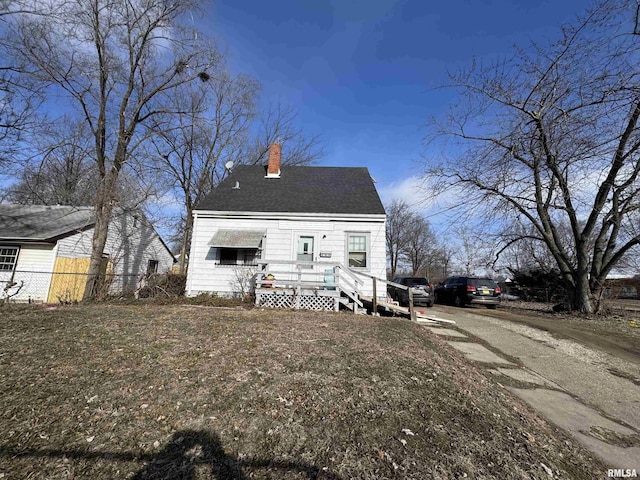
[
  {"left": 83, "top": 192, "right": 113, "bottom": 300},
  {"left": 590, "top": 282, "right": 605, "bottom": 314},
  {"left": 569, "top": 271, "right": 594, "bottom": 314},
  {"left": 179, "top": 209, "right": 193, "bottom": 275},
  {"left": 83, "top": 183, "right": 114, "bottom": 300}
]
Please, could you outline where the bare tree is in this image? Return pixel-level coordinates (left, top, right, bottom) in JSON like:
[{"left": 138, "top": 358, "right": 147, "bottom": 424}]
[
  {"left": 244, "top": 102, "right": 325, "bottom": 167},
  {"left": 402, "top": 215, "right": 437, "bottom": 276},
  {"left": 496, "top": 220, "right": 567, "bottom": 274},
  {"left": 4, "top": 0, "right": 218, "bottom": 298},
  {"left": 451, "top": 226, "right": 493, "bottom": 276},
  {"left": 4, "top": 118, "right": 97, "bottom": 205},
  {"left": 150, "top": 71, "right": 259, "bottom": 273},
  {"left": 386, "top": 199, "right": 413, "bottom": 278},
  {"left": 425, "top": 0, "right": 640, "bottom": 313},
  {"left": 0, "top": 5, "right": 42, "bottom": 167},
  {"left": 437, "top": 246, "right": 453, "bottom": 281},
  {"left": 385, "top": 199, "right": 438, "bottom": 278},
  {"left": 0, "top": 68, "right": 40, "bottom": 166}
]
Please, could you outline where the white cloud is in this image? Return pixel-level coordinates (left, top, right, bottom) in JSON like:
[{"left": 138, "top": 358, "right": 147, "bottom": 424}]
[
  {"left": 377, "top": 175, "right": 465, "bottom": 231},
  {"left": 378, "top": 176, "right": 425, "bottom": 208}
]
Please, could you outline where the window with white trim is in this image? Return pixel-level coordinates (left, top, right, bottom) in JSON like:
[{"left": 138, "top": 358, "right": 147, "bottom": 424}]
[
  {"left": 0, "top": 246, "right": 19, "bottom": 272},
  {"left": 346, "top": 233, "right": 369, "bottom": 269}
]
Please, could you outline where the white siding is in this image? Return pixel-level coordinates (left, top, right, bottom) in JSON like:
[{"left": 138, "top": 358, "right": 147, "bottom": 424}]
[
  {"left": 8, "top": 244, "right": 55, "bottom": 302},
  {"left": 187, "top": 213, "right": 386, "bottom": 297},
  {"left": 0, "top": 251, "right": 13, "bottom": 291},
  {"left": 56, "top": 212, "right": 175, "bottom": 295},
  {"left": 56, "top": 228, "right": 93, "bottom": 258},
  {"left": 186, "top": 216, "right": 280, "bottom": 296},
  {"left": 101, "top": 213, "right": 174, "bottom": 294}
]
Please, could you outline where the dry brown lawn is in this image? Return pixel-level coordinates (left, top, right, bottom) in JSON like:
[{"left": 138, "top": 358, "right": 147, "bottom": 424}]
[{"left": 0, "top": 303, "right": 606, "bottom": 479}]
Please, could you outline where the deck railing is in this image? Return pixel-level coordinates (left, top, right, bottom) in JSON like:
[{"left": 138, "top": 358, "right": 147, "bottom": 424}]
[
  {"left": 254, "top": 260, "right": 364, "bottom": 308},
  {"left": 253, "top": 260, "right": 419, "bottom": 319},
  {"left": 346, "top": 270, "right": 417, "bottom": 321}
]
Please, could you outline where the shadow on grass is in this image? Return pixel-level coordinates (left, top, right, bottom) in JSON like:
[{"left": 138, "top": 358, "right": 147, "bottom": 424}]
[
  {"left": 132, "top": 429, "right": 343, "bottom": 479},
  {"left": 1, "top": 430, "right": 342, "bottom": 480}
]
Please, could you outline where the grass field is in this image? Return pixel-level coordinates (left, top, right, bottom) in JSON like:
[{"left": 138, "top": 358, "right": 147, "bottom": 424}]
[{"left": 0, "top": 303, "right": 606, "bottom": 479}]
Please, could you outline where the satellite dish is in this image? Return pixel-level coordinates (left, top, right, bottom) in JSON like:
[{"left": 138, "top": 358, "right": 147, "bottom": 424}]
[{"left": 224, "top": 161, "right": 234, "bottom": 171}]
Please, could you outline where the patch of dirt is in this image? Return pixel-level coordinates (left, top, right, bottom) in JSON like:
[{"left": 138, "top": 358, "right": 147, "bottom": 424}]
[
  {"left": 584, "top": 426, "right": 640, "bottom": 448},
  {"left": 472, "top": 301, "right": 640, "bottom": 366},
  {"left": 607, "top": 368, "right": 640, "bottom": 386},
  {"left": 0, "top": 304, "right": 606, "bottom": 479}
]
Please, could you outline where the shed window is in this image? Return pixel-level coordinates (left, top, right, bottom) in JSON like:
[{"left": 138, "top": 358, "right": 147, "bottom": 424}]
[
  {"left": 0, "top": 246, "right": 19, "bottom": 272},
  {"left": 147, "top": 259, "right": 159, "bottom": 275},
  {"left": 346, "top": 233, "right": 369, "bottom": 269}
]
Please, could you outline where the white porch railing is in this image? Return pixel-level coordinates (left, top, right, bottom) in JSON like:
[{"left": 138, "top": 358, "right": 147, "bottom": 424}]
[
  {"left": 254, "top": 260, "right": 364, "bottom": 311},
  {"left": 253, "top": 260, "right": 429, "bottom": 322},
  {"left": 347, "top": 269, "right": 418, "bottom": 321}
]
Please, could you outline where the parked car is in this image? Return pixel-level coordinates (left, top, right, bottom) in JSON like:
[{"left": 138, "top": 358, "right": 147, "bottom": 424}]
[
  {"left": 388, "top": 276, "right": 434, "bottom": 307},
  {"left": 434, "top": 276, "right": 501, "bottom": 309}
]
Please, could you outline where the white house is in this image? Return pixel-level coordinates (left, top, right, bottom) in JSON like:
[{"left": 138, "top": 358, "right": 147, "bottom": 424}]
[
  {"left": 186, "top": 143, "right": 387, "bottom": 308},
  {"left": 0, "top": 205, "right": 175, "bottom": 302}
]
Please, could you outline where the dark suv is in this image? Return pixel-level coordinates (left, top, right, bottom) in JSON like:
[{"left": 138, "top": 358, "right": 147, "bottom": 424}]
[
  {"left": 434, "top": 276, "right": 501, "bottom": 309},
  {"left": 388, "top": 276, "right": 434, "bottom": 307}
]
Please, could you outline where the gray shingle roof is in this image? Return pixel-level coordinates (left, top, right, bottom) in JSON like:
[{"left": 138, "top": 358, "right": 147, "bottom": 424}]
[
  {"left": 0, "top": 205, "right": 95, "bottom": 241},
  {"left": 197, "top": 166, "right": 386, "bottom": 215}
]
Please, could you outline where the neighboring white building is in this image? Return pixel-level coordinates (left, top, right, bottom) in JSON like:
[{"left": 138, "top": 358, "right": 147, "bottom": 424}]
[
  {"left": 186, "top": 143, "right": 387, "bottom": 304},
  {"left": 0, "top": 205, "right": 175, "bottom": 302}
]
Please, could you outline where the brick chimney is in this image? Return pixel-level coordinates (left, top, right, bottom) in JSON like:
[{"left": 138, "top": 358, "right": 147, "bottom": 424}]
[{"left": 266, "top": 142, "right": 281, "bottom": 178}]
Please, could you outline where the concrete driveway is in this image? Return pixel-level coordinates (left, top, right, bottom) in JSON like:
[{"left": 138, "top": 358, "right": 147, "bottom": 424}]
[{"left": 424, "top": 306, "right": 640, "bottom": 471}]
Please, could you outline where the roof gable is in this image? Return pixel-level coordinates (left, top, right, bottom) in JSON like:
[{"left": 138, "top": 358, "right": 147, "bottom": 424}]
[{"left": 197, "top": 166, "right": 386, "bottom": 215}]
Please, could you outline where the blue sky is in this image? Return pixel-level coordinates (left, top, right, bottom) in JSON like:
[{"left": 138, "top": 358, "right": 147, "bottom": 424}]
[{"left": 199, "top": 0, "right": 586, "bottom": 224}]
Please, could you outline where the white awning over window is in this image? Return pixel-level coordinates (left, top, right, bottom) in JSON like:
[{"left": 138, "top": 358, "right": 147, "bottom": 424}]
[{"left": 208, "top": 230, "right": 265, "bottom": 249}]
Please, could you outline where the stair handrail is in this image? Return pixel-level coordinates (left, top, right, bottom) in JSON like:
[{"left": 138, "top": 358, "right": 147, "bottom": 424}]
[
  {"left": 345, "top": 268, "right": 416, "bottom": 321},
  {"left": 253, "top": 260, "right": 368, "bottom": 311}
]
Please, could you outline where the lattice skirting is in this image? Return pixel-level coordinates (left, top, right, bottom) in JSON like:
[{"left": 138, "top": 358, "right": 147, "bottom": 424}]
[{"left": 256, "top": 291, "right": 337, "bottom": 311}]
